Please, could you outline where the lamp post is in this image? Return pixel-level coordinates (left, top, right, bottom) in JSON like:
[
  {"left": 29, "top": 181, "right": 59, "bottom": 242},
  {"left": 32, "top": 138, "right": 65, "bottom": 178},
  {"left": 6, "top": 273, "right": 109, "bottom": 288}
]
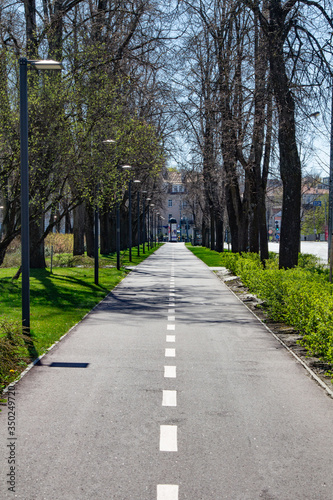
[
  {"left": 156, "top": 212, "right": 159, "bottom": 244},
  {"left": 122, "top": 165, "right": 132, "bottom": 261},
  {"left": 142, "top": 191, "right": 147, "bottom": 253},
  {"left": 133, "top": 180, "right": 141, "bottom": 257},
  {"left": 20, "top": 58, "right": 62, "bottom": 332},
  {"left": 98, "top": 139, "right": 116, "bottom": 279},
  {"left": 94, "top": 183, "right": 99, "bottom": 286},
  {"left": 328, "top": 88, "right": 333, "bottom": 273},
  {"left": 150, "top": 204, "right": 155, "bottom": 248},
  {"left": 146, "top": 197, "right": 151, "bottom": 250},
  {"left": 0, "top": 206, "right": 3, "bottom": 240}
]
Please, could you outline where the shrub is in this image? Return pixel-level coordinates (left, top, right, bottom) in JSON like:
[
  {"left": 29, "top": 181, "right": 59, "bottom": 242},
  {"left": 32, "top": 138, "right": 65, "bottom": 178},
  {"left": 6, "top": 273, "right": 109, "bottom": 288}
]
[
  {"left": 0, "top": 318, "right": 30, "bottom": 392},
  {"left": 45, "top": 233, "right": 74, "bottom": 255}
]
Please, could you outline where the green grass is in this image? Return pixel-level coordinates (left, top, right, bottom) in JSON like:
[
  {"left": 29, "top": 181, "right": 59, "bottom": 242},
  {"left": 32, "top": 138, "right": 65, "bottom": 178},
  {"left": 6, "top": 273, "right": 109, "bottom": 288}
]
[
  {"left": 185, "top": 244, "right": 229, "bottom": 267},
  {"left": 0, "top": 243, "right": 162, "bottom": 391}
]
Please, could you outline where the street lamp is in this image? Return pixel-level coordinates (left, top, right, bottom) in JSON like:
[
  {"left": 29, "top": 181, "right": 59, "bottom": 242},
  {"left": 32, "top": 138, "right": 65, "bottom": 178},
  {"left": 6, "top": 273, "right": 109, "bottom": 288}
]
[
  {"left": 94, "top": 183, "right": 100, "bottom": 286},
  {"left": 142, "top": 191, "right": 147, "bottom": 253},
  {"left": 150, "top": 203, "right": 155, "bottom": 248},
  {"left": 156, "top": 212, "right": 160, "bottom": 244},
  {"left": 0, "top": 206, "right": 4, "bottom": 240},
  {"left": 20, "top": 58, "right": 62, "bottom": 333},
  {"left": 103, "top": 139, "right": 123, "bottom": 268},
  {"left": 326, "top": 111, "right": 333, "bottom": 273},
  {"left": 133, "top": 180, "right": 141, "bottom": 257},
  {"left": 122, "top": 165, "right": 132, "bottom": 261},
  {"left": 96, "top": 139, "right": 116, "bottom": 281},
  {"left": 146, "top": 197, "right": 151, "bottom": 250}
]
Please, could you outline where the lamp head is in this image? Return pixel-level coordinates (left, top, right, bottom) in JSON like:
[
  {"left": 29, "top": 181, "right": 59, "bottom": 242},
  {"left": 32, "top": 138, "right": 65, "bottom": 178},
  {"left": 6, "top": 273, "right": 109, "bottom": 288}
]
[{"left": 29, "top": 59, "right": 63, "bottom": 70}]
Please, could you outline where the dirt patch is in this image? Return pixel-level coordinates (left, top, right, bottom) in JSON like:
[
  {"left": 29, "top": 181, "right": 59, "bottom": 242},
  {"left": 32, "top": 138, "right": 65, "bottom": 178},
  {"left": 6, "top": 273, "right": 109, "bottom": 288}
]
[{"left": 214, "top": 268, "right": 333, "bottom": 393}]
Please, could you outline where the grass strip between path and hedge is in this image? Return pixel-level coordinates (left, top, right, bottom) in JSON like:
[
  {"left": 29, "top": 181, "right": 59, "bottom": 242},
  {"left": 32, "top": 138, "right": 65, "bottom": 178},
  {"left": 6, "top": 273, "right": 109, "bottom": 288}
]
[
  {"left": 187, "top": 244, "right": 333, "bottom": 376},
  {"left": 0, "top": 244, "right": 162, "bottom": 392}
]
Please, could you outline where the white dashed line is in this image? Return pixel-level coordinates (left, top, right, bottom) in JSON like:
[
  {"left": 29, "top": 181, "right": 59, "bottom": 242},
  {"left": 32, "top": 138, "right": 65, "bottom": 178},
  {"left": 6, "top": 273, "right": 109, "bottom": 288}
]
[
  {"left": 165, "top": 348, "right": 176, "bottom": 357},
  {"left": 164, "top": 366, "right": 176, "bottom": 378},
  {"left": 157, "top": 484, "right": 179, "bottom": 500},
  {"left": 166, "top": 335, "right": 175, "bottom": 342},
  {"left": 167, "top": 324, "right": 175, "bottom": 330},
  {"left": 168, "top": 309, "right": 175, "bottom": 314},
  {"left": 162, "top": 390, "right": 177, "bottom": 407},
  {"left": 169, "top": 302, "right": 175, "bottom": 307},
  {"left": 168, "top": 316, "right": 175, "bottom": 322},
  {"left": 160, "top": 425, "right": 178, "bottom": 451}
]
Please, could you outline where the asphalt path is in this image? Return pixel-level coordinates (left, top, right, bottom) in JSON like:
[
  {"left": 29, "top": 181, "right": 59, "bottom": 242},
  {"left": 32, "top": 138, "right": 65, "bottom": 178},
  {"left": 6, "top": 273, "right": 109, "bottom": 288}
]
[{"left": 1, "top": 243, "right": 333, "bottom": 499}]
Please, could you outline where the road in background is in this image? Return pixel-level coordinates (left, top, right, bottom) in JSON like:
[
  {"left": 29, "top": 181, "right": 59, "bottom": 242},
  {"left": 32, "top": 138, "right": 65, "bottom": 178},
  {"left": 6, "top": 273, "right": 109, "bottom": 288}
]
[
  {"left": 269, "top": 240, "right": 329, "bottom": 262},
  {"left": 1, "top": 243, "right": 333, "bottom": 499}
]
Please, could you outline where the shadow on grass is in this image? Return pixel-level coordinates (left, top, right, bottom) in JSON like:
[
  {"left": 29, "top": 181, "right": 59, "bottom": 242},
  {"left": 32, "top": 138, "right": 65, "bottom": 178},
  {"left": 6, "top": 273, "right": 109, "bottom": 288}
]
[{"left": 30, "top": 269, "right": 108, "bottom": 310}]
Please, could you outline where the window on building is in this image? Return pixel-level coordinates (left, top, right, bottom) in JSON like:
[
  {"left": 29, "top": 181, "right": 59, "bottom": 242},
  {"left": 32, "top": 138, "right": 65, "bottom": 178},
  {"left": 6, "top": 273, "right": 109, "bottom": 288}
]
[{"left": 168, "top": 199, "right": 172, "bottom": 207}]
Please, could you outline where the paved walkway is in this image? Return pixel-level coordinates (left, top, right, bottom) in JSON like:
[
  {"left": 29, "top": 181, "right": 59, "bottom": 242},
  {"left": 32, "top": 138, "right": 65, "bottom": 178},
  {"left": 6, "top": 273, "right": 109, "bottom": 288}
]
[{"left": 1, "top": 243, "right": 333, "bottom": 499}]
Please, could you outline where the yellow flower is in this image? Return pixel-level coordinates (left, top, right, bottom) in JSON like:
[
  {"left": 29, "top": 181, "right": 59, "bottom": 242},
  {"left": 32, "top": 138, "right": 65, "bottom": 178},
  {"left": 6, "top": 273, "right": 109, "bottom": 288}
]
[{"left": 9, "top": 370, "right": 15, "bottom": 373}]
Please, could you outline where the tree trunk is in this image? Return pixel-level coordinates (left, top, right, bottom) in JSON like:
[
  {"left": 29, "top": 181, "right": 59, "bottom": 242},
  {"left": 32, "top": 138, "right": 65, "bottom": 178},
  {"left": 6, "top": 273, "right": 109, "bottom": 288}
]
[
  {"left": 30, "top": 215, "right": 46, "bottom": 268},
  {"left": 210, "top": 210, "right": 215, "bottom": 251},
  {"left": 73, "top": 203, "right": 85, "bottom": 255},
  {"left": 120, "top": 210, "right": 128, "bottom": 250},
  {"left": 202, "top": 218, "right": 207, "bottom": 247},
  {"left": 100, "top": 211, "right": 114, "bottom": 254},
  {"left": 215, "top": 215, "right": 224, "bottom": 253},
  {"left": 85, "top": 202, "right": 94, "bottom": 257},
  {"left": 268, "top": 3, "right": 301, "bottom": 268}
]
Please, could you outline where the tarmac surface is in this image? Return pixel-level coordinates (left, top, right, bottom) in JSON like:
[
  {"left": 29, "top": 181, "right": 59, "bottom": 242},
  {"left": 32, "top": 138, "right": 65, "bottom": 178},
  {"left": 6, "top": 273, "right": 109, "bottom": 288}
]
[{"left": 1, "top": 242, "right": 333, "bottom": 499}]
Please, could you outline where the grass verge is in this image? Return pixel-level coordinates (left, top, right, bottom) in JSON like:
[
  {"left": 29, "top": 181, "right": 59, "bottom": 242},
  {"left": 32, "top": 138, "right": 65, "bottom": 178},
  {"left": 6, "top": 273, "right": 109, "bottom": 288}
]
[{"left": 0, "top": 244, "right": 162, "bottom": 392}]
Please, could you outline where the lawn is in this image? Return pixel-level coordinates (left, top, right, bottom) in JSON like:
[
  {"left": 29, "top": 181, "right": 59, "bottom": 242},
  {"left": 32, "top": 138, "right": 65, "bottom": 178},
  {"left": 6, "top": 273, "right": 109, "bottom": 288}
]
[{"left": 186, "top": 244, "right": 228, "bottom": 266}]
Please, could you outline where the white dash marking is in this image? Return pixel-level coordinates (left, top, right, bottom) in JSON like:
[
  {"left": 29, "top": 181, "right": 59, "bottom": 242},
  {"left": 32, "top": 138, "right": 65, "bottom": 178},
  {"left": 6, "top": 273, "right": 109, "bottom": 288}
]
[
  {"left": 157, "top": 485, "right": 179, "bottom": 500},
  {"left": 168, "top": 309, "right": 175, "bottom": 314},
  {"left": 169, "top": 293, "right": 175, "bottom": 297},
  {"left": 166, "top": 335, "right": 175, "bottom": 342},
  {"left": 162, "top": 390, "right": 177, "bottom": 407},
  {"left": 167, "top": 324, "right": 175, "bottom": 331},
  {"left": 164, "top": 366, "right": 176, "bottom": 378},
  {"left": 168, "top": 316, "right": 175, "bottom": 322},
  {"left": 169, "top": 302, "right": 175, "bottom": 307},
  {"left": 165, "top": 348, "right": 176, "bottom": 357},
  {"left": 160, "top": 425, "right": 178, "bottom": 451}
]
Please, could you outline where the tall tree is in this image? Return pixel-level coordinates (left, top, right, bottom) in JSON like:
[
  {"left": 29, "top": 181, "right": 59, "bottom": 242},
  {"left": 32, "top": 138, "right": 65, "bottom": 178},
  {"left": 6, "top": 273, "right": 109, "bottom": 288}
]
[{"left": 244, "top": 0, "right": 333, "bottom": 267}]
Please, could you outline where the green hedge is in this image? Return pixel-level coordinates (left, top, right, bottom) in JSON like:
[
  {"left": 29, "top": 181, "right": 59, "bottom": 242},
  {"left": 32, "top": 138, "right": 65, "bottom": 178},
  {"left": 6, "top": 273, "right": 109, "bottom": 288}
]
[{"left": 0, "top": 319, "right": 30, "bottom": 392}]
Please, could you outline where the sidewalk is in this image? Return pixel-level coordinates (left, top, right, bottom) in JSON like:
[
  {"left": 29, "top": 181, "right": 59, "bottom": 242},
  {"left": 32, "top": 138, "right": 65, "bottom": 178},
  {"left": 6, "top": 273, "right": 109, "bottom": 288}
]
[{"left": 1, "top": 243, "right": 333, "bottom": 500}]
